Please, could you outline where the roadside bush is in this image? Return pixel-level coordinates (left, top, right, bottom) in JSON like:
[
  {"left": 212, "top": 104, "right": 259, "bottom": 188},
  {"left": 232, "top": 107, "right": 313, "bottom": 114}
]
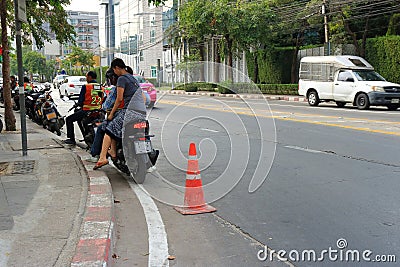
[
  {"left": 146, "top": 78, "right": 157, "bottom": 85},
  {"left": 258, "top": 84, "right": 298, "bottom": 95},
  {"left": 174, "top": 83, "right": 198, "bottom": 92},
  {"left": 174, "top": 82, "right": 220, "bottom": 92},
  {"left": 175, "top": 82, "right": 299, "bottom": 95}
]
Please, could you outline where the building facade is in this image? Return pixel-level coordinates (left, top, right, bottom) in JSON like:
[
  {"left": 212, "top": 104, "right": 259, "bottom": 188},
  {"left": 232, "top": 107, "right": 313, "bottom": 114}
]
[
  {"left": 111, "top": 0, "right": 165, "bottom": 78},
  {"left": 64, "top": 11, "right": 100, "bottom": 55}
]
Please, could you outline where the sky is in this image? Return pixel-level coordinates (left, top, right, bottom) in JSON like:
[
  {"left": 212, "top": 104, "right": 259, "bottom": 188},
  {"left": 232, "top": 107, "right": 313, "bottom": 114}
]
[{"left": 65, "top": 0, "right": 100, "bottom": 12}]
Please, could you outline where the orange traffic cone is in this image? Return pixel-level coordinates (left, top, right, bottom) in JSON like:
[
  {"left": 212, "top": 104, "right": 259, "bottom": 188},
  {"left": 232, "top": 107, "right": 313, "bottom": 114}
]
[{"left": 175, "top": 143, "right": 217, "bottom": 215}]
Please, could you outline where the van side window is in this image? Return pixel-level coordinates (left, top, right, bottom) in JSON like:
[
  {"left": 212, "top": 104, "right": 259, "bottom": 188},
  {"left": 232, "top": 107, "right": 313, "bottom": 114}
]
[{"left": 337, "top": 71, "right": 353, "bottom": 82}]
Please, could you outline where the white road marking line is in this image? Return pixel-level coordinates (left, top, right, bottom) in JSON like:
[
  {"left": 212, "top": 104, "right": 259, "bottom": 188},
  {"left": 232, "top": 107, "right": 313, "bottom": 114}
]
[
  {"left": 201, "top": 128, "right": 219, "bottom": 133},
  {"left": 109, "top": 162, "right": 170, "bottom": 266},
  {"left": 284, "top": 145, "right": 324, "bottom": 154},
  {"left": 127, "top": 180, "right": 170, "bottom": 267}
]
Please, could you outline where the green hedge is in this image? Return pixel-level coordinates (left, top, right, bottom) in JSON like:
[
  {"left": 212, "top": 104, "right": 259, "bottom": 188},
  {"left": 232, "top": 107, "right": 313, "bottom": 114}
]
[
  {"left": 258, "top": 84, "right": 298, "bottom": 95},
  {"left": 247, "top": 47, "right": 294, "bottom": 84},
  {"left": 173, "top": 82, "right": 298, "bottom": 95},
  {"left": 146, "top": 78, "right": 157, "bottom": 85},
  {"left": 365, "top": 35, "right": 400, "bottom": 84}
]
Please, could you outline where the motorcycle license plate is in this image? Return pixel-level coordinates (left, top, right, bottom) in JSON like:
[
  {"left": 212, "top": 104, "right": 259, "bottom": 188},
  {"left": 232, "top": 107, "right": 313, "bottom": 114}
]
[
  {"left": 391, "top": 98, "right": 399, "bottom": 104},
  {"left": 134, "top": 140, "right": 152, "bottom": 154},
  {"left": 46, "top": 112, "right": 57, "bottom": 120}
]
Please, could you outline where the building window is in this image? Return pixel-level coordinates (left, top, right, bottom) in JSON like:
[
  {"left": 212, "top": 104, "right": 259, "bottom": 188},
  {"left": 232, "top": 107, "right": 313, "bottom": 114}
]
[
  {"left": 140, "top": 17, "right": 143, "bottom": 30},
  {"left": 139, "top": 33, "right": 143, "bottom": 45},
  {"left": 150, "top": 29, "right": 155, "bottom": 43},
  {"left": 150, "top": 15, "right": 156, "bottom": 26},
  {"left": 151, "top": 66, "right": 157, "bottom": 78},
  {"left": 139, "top": 51, "right": 144, "bottom": 62}
]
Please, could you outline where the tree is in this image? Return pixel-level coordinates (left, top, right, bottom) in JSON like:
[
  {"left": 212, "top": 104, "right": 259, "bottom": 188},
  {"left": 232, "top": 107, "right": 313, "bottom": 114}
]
[
  {"left": 23, "top": 50, "right": 46, "bottom": 80},
  {"left": 177, "top": 0, "right": 214, "bottom": 81},
  {"left": 1, "top": 0, "right": 16, "bottom": 130},
  {"left": 148, "top": 0, "right": 166, "bottom": 7},
  {"left": 61, "top": 46, "right": 95, "bottom": 75},
  {"left": 0, "top": 0, "right": 75, "bottom": 131},
  {"left": 309, "top": 0, "right": 400, "bottom": 57},
  {"left": 233, "top": 0, "right": 276, "bottom": 83},
  {"left": 177, "top": 0, "right": 276, "bottom": 82}
]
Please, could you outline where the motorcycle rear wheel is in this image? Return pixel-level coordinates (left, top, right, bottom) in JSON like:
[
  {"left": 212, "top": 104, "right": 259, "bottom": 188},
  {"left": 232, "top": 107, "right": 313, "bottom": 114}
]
[{"left": 130, "top": 154, "right": 147, "bottom": 184}]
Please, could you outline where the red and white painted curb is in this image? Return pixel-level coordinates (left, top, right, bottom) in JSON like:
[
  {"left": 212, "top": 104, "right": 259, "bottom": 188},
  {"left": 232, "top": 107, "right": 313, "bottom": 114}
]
[
  {"left": 160, "top": 90, "right": 307, "bottom": 102},
  {"left": 71, "top": 152, "right": 114, "bottom": 267}
]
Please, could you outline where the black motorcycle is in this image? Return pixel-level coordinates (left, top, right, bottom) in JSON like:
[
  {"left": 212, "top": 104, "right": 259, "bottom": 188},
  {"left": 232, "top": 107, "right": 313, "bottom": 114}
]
[
  {"left": 11, "top": 87, "right": 19, "bottom": 110},
  {"left": 113, "top": 120, "right": 159, "bottom": 184},
  {"left": 26, "top": 89, "right": 48, "bottom": 121},
  {"left": 41, "top": 94, "right": 64, "bottom": 136},
  {"left": 68, "top": 102, "right": 105, "bottom": 149}
]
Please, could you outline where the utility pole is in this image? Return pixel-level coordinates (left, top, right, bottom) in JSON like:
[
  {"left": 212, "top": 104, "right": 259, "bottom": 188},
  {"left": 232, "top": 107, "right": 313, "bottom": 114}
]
[
  {"left": 14, "top": 0, "right": 28, "bottom": 156},
  {"left": 322, "top": 0, "right": 330, "bottom": 55},
  {"left": 170, "top": 45, "right": 174, "bottom": 89}
]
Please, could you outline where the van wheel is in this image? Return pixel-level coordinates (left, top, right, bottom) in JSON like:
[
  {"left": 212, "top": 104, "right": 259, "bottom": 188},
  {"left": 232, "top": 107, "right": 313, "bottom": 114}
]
[
  {"left": 336, "top": 101, "right": 346, "bottom": 108},
  {"left": 355, "top": 93, "right": 370, "bottom": 110},
  {"left": 386, "top": 104, "right": 399, "bottom": 111},
  {"left": 307, "top": 90, "right": 320, "bottom": 106}
]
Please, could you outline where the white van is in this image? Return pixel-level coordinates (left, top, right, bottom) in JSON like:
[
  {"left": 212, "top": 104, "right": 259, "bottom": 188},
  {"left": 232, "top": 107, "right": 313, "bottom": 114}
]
[{"left": 298, "top": 55, "right": 400, "bottom": 110}]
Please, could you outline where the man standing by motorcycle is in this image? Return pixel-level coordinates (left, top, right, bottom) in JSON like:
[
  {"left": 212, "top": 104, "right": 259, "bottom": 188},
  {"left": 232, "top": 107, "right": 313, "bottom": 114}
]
[
  {"left": 10, "top": 76, "right": 17, "bottom": 90},
  {"left": 63, "top": 71, "right": 103, "bottom": 145}
]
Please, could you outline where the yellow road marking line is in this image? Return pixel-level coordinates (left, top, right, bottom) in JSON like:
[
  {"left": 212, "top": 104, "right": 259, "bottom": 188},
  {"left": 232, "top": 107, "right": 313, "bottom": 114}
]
[{"left": 158, "top": 100, "right": 400, "bottom": 136}]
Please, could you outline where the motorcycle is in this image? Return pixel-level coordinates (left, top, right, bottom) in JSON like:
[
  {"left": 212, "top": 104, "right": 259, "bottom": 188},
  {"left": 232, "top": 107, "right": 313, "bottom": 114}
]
[
  {"left": 26, "top": 88, "right": 48, "bottom": 121},
  {"left": 43, "top": 82, "right": 52, "bottom": 91},
  {"left": 113, "top": 119, "right": 159, "bottom": 184},
  {"left": 41, "top": 94, "right": 64, "bottom": 136},
  {"left": 11, "top": 87, "right": 19, "bottom": 110},
  {"left": 68, "top": 102, "right": 105, "bottom": 149},
  {"left": 13, "top": 84, "right": 49, "bottom": 111}
]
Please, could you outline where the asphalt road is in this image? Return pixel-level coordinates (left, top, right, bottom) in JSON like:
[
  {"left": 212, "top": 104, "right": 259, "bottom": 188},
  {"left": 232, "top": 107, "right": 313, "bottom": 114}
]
[
  {"left": 51, "top": 89, "right": 400, "bottom": 266},
  {"left": 146, "top": 93, "right": 399, "bottom": 267}
]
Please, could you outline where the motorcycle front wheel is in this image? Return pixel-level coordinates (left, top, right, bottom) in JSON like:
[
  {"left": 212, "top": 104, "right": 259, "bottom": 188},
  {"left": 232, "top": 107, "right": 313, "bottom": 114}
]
[{"left": 49, "top": 121, "right": 61, "bottom": 136}]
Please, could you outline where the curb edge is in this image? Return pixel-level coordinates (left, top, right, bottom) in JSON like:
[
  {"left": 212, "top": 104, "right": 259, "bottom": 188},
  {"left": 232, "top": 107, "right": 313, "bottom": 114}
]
[
  {"left": 158, "top": 90, "right": 307, "bottom": 102},
  {"left": 70, "top": 153, "right": 115, "bottom": 267}
]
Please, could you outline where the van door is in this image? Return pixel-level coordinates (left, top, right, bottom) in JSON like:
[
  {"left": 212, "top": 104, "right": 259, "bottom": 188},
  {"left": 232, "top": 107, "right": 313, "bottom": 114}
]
[{"left": 333, "top": 70, "right": 357, "bottom": 101}]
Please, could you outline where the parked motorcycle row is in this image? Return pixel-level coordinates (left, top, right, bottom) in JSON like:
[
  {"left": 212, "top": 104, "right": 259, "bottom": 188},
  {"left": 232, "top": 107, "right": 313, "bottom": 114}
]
[{"left": 10, "top": 84, "right": 65, "bottom": 136}]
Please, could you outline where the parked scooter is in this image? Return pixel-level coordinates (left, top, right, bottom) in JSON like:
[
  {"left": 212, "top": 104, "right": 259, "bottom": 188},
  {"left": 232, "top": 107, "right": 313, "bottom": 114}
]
[
  {"left": 41, "top": 93, "right": 64, "bottom": 136},
  {"left": 11, "top": 87, "right": 19, "bottom": 111},
  {"left": 26, "top": 88, "right": 48, "bottom": 121},
  {"left": 113, "top": 119, "right": 159, "bottom": 184}
]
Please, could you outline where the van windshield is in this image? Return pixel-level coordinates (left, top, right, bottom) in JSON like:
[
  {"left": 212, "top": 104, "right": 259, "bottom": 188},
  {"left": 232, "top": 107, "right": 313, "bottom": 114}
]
[{"left": 353, "top": 70, "right": 386, "bottom": 81}]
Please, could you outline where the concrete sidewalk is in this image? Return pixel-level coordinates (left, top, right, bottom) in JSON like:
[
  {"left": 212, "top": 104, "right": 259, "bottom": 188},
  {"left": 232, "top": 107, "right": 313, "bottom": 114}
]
[{"left": 0, "top": 109, "right": 114, "bottom": 267}]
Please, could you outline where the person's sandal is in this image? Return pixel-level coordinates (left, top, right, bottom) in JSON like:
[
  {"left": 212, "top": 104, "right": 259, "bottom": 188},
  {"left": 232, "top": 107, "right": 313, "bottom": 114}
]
[
  {"left": 106, "top": 152, "right": 117, "bottom": 162},
  {"left": 93, "top": 160, "right": 109, "bottom": 170}
]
